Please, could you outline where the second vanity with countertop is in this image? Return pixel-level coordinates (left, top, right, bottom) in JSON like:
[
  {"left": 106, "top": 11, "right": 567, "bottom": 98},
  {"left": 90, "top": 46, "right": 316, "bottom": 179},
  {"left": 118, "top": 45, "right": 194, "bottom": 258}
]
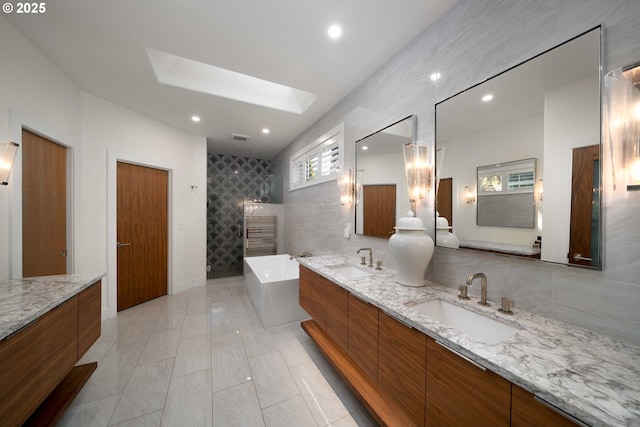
[{"left": 297, "top": 255, "right": 640, "bottom": 427}]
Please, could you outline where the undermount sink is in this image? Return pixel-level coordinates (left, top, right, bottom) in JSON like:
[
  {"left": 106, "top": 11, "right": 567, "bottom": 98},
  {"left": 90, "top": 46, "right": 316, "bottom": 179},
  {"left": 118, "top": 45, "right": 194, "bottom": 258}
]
[
  {"left": 410, "top": 299, "right": 519, "bottom": 345},
  {"left": 327, "top": 264, "right": 372, "bottom": 279}
]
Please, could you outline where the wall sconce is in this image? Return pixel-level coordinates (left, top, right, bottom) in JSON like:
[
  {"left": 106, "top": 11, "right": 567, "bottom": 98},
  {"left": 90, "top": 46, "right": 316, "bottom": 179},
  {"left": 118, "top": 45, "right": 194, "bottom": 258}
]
[
  {"left": 536, "top": 178, "right": 544, "bottom": 201},
  {"left": 606, "top": 61, "right": 640, "bottom": 191},
  {"left": 464, "top": 185, "right": 476, "bottom": 204},
  {"left": 0, "top": 142, "right": 19, "bottom": 185},
  {"left": 403, "top": 143, "right": 430, "bottom": 210},
  {"left": 336, "top": 167, "right": 354, "bottom": 205}
]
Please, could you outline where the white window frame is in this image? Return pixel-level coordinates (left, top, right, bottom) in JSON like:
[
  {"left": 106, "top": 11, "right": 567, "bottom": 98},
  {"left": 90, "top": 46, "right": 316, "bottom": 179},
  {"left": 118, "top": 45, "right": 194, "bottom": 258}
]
[{"left": 289, "top": 122, "right": 344, "bottom": 191}]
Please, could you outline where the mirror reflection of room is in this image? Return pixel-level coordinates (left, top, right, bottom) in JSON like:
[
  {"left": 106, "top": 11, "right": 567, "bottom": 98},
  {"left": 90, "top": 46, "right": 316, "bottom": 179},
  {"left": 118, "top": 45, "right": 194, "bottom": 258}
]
[
  {"left": 355, "top": 115, "right": 416, "bottom": 239},
  {"left": 435, "top": 27, "right": 601, "bottom": 268}
]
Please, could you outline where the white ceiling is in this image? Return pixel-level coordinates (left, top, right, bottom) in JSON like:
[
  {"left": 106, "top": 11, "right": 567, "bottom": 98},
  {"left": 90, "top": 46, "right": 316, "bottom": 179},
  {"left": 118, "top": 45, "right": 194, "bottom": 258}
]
[{"left": 6, "top": 0, "right": 457, "bottom": 159}]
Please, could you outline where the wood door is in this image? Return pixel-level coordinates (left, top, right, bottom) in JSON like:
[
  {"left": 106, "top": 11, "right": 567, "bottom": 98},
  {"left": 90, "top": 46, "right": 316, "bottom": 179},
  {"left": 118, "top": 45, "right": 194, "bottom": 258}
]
[
  {"left": 363, "top": 184, "right": 396, "bottom": 238},
  {"left": 436, "top": 177, "right": 453, "bottom": 227},
  {"left": 22, "top": 130, "right": 67, "bottom": 277},
  {"left": 569, "top": 145, "right": 599, "bottom": 267},
  {"left": 117, "top": 162, "right": 168, "bottom": 311}
]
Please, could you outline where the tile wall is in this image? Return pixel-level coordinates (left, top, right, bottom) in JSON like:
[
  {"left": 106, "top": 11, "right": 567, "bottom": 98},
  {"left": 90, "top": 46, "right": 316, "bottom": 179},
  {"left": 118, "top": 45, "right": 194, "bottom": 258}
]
[{"left": 273, "top": 0, "right": 640, "bottom": 344}]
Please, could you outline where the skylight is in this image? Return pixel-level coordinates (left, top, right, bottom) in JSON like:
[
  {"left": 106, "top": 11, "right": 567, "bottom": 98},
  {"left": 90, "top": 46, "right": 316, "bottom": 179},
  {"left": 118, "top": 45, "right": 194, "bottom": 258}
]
[{"left": 147, "top": 49, "right": 318, "bottom": 114}]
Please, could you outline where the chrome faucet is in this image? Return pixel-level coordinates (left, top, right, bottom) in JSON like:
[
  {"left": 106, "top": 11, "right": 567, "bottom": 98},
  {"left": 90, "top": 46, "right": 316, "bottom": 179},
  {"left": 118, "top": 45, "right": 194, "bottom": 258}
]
[
  {"left": 357, "top": 248, "right": 373, "bottom": 267},
  {"left": 290, "top": 251, "right": 313, "bottom": 260},
  {"left": 466, "top": 273, "right": 490, "bottom": 306}
]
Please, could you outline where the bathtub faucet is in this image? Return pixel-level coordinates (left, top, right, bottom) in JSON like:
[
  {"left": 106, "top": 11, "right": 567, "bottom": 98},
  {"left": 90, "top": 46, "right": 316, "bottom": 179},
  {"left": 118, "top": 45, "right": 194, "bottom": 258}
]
[{"left": 290, "top": 251, "right": 313, "bottom": 260}]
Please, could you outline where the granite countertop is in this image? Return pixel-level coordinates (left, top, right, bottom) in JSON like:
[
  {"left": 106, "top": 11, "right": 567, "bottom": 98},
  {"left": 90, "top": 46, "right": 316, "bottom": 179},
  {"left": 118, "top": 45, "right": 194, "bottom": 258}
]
[
  {"left": 0, "top": 273, "right": 105, "bottom": 341},
  {"left": 299, "top": 255, "right": 640, "bottom": 427}
]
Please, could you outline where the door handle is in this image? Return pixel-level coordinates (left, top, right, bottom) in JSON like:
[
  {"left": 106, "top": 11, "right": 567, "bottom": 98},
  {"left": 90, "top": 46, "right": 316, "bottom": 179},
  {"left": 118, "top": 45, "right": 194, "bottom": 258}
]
[
  {"left": 61, "top": 249, "right": 67, "bottom": 257},
  {"left": 117, "top": 242, "right": 132, "bottom": 248},
  {"left": 573, "top": 253, "right": 592, "bottom": 261}
]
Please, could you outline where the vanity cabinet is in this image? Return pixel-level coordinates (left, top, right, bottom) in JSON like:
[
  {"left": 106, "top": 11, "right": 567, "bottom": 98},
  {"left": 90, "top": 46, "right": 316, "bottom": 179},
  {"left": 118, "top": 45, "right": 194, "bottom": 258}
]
[
  {"left": 378, "top": 312, "right": 427, "bottom": 427},
  {"left": 0, "top": 280, "right": 101, "bottom": 426},
  {"left": 347, "top": 293, "right": 379, "bottom": 382},
  {"left": 426, "top": 337, "right": 511, "bottom": 427},
  {"left": 325, "top": 280, "right": 349, "bottom": 352},
  {"left": 512, "top": 384, "right": 580, "bottom": 427},
  {"left": 299, "top": 266, "right": 327, "bottom": 330}
]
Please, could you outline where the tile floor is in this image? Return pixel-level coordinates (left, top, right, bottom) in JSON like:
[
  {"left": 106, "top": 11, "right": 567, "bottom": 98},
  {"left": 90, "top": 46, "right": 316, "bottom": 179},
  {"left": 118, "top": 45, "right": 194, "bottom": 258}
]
[{"left": 59, "top": 276, "right": 378, "bottom": 426}]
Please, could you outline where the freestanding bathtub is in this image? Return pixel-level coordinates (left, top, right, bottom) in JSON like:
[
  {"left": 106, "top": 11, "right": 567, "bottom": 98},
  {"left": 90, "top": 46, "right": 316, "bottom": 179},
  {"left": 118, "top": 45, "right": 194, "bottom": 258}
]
[{"left": 243, "top": 254, "right": 310, "bottom": 328}]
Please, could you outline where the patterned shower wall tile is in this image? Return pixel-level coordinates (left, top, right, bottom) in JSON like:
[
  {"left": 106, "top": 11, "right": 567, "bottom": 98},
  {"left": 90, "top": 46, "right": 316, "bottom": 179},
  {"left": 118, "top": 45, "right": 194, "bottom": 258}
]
[{"left": 206, "top": 154, "right": 281, "bottom": 277}]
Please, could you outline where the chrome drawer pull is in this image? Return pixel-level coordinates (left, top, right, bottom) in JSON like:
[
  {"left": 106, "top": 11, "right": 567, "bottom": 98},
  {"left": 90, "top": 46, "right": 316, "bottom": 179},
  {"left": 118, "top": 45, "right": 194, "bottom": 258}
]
[{"left": 435, "top": 340, "right": 486, "bottom": 371}]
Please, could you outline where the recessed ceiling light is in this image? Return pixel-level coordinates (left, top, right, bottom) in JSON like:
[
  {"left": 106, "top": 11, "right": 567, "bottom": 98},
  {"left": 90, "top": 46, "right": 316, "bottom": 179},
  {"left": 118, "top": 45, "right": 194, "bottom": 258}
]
[
  {"left": 262, "top": 128, "right": 270, "bottom": 134},
  {"left": 482, "top": 94, "right": 494, "bottom": 102},
  {"left": 362, "top": 146, "right": 368, "bottom": 150},
  {"left": 328, "top": 25, "right": 342, "bottom": 39},
  {"left": 430, "top": 72, "right": 441, "bottom": 81},
  {"left": 191, "top": 115, "right": 201, "bottom": 122}
]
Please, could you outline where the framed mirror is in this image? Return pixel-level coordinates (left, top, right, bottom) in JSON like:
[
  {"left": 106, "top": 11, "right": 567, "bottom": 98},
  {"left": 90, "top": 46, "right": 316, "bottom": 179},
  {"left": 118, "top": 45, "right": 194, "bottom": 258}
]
[
  {"left": 435, "top": 26, "right": 602, "bottom": 269},
  {"left": 355, "top": 115, "right": 416, "bottom": 238}
]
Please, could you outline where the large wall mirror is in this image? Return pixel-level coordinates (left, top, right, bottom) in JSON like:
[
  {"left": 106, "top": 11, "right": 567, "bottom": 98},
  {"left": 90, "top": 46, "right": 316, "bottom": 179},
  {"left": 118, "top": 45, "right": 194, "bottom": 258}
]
[
  {"left": 355, "top": 115, "right": 416, "bottom": 238},
  {"left": 435, "top": 26, "right": 602, "bottom": 269}
]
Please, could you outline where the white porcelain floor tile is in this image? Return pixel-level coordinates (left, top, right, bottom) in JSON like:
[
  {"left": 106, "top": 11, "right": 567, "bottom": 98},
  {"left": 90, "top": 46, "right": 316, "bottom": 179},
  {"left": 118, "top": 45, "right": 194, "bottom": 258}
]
[
  {"left": 243, "top": 328, "right": 279, "bottom": 357},
  {"left": 58, "top": 394, "right": 119, "bottom": 427},
  {"left": 75, "top": 350, "right": 140, "bottom": 404},
  {"left": 173, "top": 334, "right": 212, "bottom": 377},
  {"left": 262, "top": 395, "right": 317, "bottom": 427},
  {"left": 211, "top": 341, "right": 252, "bottom": 392},
  {"left": 111, "top": 410, "right": 162, "bottom": 427},
  {"left": 212, "top": 381, "right": 265, "bottom": 427},
  {"left": 210, "top": 316, "right": 243, "bottom": 348},
  {"left": 290, "top": 361, "right": 354, "bottom": 426},
  {"left": 138, "top": 328, "right": 181, "bottom": 365},
  {"left": 69, "top": 277, "right": 373, "bottom": 427},
  {"left": 108, "top": 358, "right": 173, "bottom": 424},
  {"left": 249, "top": 350, "right": 301, "bottom": 409},
  {"left": 162, "top": 369, "right": 213, "bottom": 427},
  {"left": 182, "top": 312, "right": 212, "bottom": 339}
]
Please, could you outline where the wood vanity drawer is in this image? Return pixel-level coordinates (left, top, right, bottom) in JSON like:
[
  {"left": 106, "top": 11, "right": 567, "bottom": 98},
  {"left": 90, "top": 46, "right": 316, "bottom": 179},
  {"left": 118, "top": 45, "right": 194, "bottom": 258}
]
[
  {"left": 512, "top": 384, "right": 581, "bottom": 427},
  {"left": 426, "top": 337, "right": 511, "bottom": 427},
  {"left": 0, "top": 295, "right": 78, "bottom": 426}
]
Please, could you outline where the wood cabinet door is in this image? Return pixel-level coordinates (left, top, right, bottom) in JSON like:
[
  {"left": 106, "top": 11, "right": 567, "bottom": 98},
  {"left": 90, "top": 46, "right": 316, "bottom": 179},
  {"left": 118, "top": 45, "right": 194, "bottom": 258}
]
[
  {"left": 512, "top": 384, "right": 580, "bottom": 427},
  {"left": 299, "top": 266, "right": 313, "bottom": 313},
  {"left": 348, "top": 293, "right": 378, "bottom": 382},
  {"left": 299, "top": 266, "right": 326, "bottom": 330},
  {"left": 78, "top": 281, "right": 102, "bottom": 359},
  {"left": 426, "top": 338, "right": 511, "bottom": 427},
  {"left": 325, "top": 281, "right": 349, "bottom": 352},
  {"left": 378, "top": 312, "right": 427, "bottom": 427}
]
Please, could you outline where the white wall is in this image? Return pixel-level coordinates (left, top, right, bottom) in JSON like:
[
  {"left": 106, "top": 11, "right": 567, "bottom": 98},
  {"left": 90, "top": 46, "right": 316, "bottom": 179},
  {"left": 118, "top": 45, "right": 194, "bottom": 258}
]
[
  {"left": 274, "top": 1, "right": 640, "bottom": 345},
  {"left": 0, "top": 16, "right": 82, "bottom": 279},
  {"left": 0, "top": 17, "right": 207, "bottom": 319},
  {"left": 542, "top": 75, "right": 600, "bottom": 263},
  {"left": 80, "top": 93, "right": 207, "bottom": 318},
  {"left": 440, "top": 114, "right": 543, "bottom": 246},
  {"left": 355, "top": 151, "right": 407, "bottom": 234}
]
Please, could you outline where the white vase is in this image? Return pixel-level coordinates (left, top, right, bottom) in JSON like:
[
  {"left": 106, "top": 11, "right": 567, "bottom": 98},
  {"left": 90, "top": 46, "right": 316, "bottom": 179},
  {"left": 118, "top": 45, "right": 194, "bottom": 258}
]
[{"left": 389, "top": 211, "right": 434, "bottom": 287}]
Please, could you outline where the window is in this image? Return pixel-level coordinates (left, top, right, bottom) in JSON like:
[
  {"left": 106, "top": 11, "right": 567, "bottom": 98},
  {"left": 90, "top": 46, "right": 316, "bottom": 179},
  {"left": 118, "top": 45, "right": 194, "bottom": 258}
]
[
  {"left": 477, "top": 158, "right": 536, "bottom": 195},
  {"left": 290, "top": 123, "right": 344, "bottom": 191}
]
